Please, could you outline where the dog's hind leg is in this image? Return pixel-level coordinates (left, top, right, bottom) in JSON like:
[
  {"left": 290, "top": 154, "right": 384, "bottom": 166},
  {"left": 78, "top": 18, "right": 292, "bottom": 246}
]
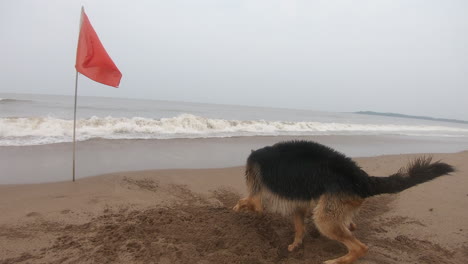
[
  {"left": 313, "top": 194, "right": 368, "bottom": 264},
  {"left": 288, "top": 207, "right": 307, "bottom": 252}
]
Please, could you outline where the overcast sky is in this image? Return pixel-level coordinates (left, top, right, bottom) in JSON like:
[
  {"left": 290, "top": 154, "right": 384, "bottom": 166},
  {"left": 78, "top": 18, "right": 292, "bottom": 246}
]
[{"left": 1, "top": 0, "right": 467, "bottom": 119}]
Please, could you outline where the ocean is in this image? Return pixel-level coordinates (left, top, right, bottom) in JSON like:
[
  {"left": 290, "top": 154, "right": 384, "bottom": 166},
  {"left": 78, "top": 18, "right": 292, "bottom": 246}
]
[
  {"left": 2, "top": 93, "right": 468, "bottom": 146},
  {"left": 2, "top": 93, "right": 468, "bottom": 184}
]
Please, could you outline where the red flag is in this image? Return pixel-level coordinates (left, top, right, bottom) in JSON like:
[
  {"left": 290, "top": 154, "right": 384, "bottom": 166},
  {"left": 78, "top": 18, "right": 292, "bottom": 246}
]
[{"left": 75, "top": 8, "right": 122, "bottom": 88}]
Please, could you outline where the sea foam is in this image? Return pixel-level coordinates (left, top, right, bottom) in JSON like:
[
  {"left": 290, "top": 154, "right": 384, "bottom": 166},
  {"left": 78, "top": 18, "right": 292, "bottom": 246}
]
[{"left": 1, "top": 114, "right": 468, "bottom": 146}]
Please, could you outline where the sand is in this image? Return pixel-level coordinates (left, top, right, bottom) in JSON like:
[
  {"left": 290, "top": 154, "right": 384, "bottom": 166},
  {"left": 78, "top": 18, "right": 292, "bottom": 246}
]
[
  {"left": 1, "top": 151, "right": 467, "bottom": 264},
  {"left": 3, "top": 135, "right": 468, "bottom": 184}
]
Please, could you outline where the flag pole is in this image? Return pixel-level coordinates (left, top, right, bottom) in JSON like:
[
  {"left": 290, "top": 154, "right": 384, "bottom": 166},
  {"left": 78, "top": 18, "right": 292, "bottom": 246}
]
[
  {"left": 73, "top": 7, "right": 84, "bottom": 182},
  {"left": 72, "top": 71, "right": 79, "bottom": 182},
  {"left": 73, "top": 7, "right": 122, "bottom": 181}
]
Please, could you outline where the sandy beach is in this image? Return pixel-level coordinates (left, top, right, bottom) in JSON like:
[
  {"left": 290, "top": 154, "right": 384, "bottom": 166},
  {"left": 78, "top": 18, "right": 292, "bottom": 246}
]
[
  {"left": 1, "top": 149, "right": 467, "bottom": 264},
  {"left": 3, "top": 135, "right": 468, "bottom": 184}
]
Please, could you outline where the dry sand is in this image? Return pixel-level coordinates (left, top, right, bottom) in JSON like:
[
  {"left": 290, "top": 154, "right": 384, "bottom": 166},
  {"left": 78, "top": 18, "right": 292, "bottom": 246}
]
[{"left": 1, "top": 151, "right": 467, "bottom": 264}]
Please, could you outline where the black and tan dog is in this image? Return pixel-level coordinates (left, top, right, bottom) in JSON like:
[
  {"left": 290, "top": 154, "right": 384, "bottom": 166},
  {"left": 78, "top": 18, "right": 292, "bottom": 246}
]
[{"left": 233, "top": 140, "right": 454, "bottom": 264}]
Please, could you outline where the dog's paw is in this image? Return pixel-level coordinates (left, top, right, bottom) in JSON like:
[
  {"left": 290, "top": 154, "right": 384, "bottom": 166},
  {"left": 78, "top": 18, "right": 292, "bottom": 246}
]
[
  {"left": 287, "top": 242, "right": 301, "bottom": 252},
  {"left": 323, "top": 257, "right": 353, "bottom": 264},
  {"left": 323, "top": 260, "right": 341, "bottom": 264}
]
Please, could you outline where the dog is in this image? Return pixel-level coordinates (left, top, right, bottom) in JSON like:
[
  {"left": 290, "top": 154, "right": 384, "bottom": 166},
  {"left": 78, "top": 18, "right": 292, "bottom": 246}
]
[{"left": 233, "top": 140, "right": 454, "bottom": 264}]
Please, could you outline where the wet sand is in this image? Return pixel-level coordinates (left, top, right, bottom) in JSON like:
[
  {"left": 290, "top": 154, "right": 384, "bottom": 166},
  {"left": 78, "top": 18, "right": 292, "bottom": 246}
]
[
  {"left": 1, "top": 151, "right": 467, "bottom": 264},
  {"left": 2, "top": 135, "right": 468, "bottom": 184}
]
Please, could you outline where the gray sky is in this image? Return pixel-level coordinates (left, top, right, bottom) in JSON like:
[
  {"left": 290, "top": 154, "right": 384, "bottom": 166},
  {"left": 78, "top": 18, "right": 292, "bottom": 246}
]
[{"left": 1, "top": 0, "right": 467, "bottom": 120}]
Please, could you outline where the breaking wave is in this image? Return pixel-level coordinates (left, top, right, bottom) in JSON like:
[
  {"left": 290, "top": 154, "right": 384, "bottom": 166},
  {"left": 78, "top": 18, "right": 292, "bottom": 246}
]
[{"left": 1, "top": 114, "right": 468, "bottom": 146}]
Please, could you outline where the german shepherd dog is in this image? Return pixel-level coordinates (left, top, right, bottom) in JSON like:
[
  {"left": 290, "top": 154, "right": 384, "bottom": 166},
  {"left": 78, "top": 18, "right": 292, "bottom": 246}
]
[{"left": 233, "top": 140, "right": 454, "bottom": 264}]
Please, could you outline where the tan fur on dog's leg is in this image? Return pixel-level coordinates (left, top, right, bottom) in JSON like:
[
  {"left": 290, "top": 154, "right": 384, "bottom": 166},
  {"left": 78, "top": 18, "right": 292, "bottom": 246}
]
[
  {"left": 314, "top": 195, "right": 368, "bottom": 264},
  {"left": 250, "top": 194, "right": 263, "bottom": 213},
  {"left": 233, "top": 194, "right": 263, "bottom": 213},
  {"left": 233, "top": 197, "right": 249, "bottom": 211},
  {"left": 288, "top": 208, "right": 306, "bottom": 251}
]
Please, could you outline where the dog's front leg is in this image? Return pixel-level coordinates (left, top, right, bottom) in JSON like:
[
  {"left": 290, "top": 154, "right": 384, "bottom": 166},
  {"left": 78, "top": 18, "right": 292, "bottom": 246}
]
[
  {"left": 233, "top": 197, "right": 248, "bottom": 211},
  {"left": 288, "top": 208, "right": 306, "bottom": 251},
  {"left": 233, "top": 195, "right": 263, "bottom": 213}
]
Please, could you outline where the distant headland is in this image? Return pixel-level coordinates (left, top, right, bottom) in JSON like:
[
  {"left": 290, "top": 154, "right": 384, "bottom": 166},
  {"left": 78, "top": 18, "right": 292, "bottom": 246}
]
[{"left": 355, "top": 111, "right": 468, "bottom": 125}]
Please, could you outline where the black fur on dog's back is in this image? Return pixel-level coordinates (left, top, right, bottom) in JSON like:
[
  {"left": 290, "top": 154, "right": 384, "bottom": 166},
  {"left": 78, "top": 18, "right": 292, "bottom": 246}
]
[{"left": 247, "top": 140, "right": 454, "bottom": 199}]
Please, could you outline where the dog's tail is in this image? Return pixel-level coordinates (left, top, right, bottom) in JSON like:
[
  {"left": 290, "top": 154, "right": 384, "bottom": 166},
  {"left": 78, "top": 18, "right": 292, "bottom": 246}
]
[{"left": 364, "top": 157, "right": 455, "bottom": 197}]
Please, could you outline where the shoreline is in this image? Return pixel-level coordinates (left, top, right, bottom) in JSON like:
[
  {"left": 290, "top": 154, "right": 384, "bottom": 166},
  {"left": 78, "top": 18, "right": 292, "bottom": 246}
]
[
  {"left": 2, "top": 135, "right": 468, "bottom": 184},
  {"left": 1, "top": 151, "right": 467, "bottom": 263}
]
